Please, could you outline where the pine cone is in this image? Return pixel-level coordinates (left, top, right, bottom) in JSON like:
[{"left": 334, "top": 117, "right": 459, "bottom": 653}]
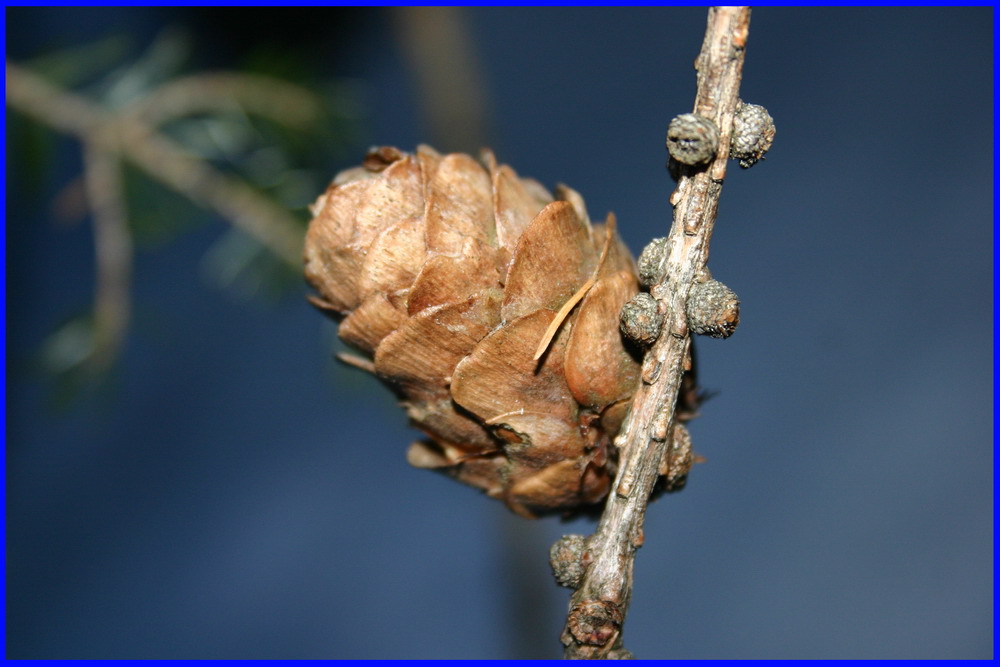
[{"left": 305, "top": 145, "right": 695, "bottom": 517}]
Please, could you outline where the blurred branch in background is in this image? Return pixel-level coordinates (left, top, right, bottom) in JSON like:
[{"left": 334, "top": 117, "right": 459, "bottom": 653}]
[
  {"left": 391, "top": 6, "right": 492, "bottom": 154},
  {"left": 6, "top": 30, "right": 359, "bottom": 393},
  {"left": 80, "top": 138, "right": 132, "bottom": 373}
]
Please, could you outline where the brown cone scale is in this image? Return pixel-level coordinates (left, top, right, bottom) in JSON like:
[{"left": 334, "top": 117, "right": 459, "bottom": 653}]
[{"left": 305, "top": 146, "right": 699, "bottom": 517}]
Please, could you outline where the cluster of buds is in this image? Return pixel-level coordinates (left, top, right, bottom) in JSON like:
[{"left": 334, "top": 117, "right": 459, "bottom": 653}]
[
  {"left": 553, "top": 96, "right": 769, "bottom": 592},
  {"left": 665, "top": 102, "right": 775, "bottom": 171},
  {"left": 638, "top": 101, "right": 770, "bottom": 343},
  {"left": 622, "top": 237, "right": 741, "bottom": 347}
]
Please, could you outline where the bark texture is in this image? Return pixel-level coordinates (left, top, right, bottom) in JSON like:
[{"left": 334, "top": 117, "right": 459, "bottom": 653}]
[{"left": 560, "top": 7, "right": 752, "bottom": 658}]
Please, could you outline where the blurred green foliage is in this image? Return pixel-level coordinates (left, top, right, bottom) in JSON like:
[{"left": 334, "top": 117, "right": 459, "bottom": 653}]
[{"left": 10, "top": 27, "right": 366, "bottom": 400}]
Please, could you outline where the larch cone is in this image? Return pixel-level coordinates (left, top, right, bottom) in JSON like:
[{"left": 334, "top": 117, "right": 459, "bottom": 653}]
[{"left": 304, "top": 145, "right": 697, "bottom": 517}]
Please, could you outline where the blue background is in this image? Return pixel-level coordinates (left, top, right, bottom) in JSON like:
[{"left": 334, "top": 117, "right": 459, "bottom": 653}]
[{"left": 7, "top": 7, "right": 993, "bottom": 659}]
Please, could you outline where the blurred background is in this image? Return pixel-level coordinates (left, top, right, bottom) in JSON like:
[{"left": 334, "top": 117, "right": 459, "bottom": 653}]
[{"left": 6, "top": 7, "right": 992, "bottom": 659}]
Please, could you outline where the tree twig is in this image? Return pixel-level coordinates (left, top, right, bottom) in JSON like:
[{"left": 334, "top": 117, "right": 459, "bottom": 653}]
[
  {"left": 122, "top": 72, "right": 325, "bottom": 128},
  {"left": 5, "top": 60, "right": 306, "bottom": 267},
  {"left": 81, "top": 138, "right": 133, "bottom": 373},
  {"left": 391, "top": 6, "right": 492, "bottom": 153},
  {"left": 560, "top": 7, "right": 751, "bottom": 658}
]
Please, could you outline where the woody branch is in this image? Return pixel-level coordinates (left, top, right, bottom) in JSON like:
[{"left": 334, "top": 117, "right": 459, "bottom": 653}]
[{"left": 560, "top": 7, "right": 751, "bottom": 659}]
